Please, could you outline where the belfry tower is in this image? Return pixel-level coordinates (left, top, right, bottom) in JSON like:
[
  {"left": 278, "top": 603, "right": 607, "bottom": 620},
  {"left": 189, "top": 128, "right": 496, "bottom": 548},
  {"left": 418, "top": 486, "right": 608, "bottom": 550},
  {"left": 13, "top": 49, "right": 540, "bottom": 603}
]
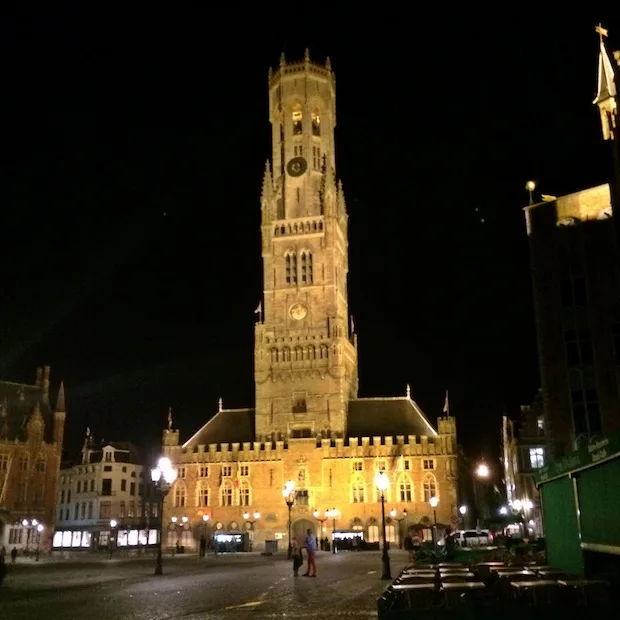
[{"left": 254, "top": 50, "right": 358, "bottom": 441}]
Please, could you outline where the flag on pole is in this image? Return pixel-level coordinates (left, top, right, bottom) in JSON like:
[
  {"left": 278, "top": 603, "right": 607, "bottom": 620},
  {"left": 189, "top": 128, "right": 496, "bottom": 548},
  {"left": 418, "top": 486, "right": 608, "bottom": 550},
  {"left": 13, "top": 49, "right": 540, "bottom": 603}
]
[
  {"left": 254, "top": 301, "right": 262, "bottom": 314},
  {"left": 442, "top": 390, "right": 449, "bottom": 414}
]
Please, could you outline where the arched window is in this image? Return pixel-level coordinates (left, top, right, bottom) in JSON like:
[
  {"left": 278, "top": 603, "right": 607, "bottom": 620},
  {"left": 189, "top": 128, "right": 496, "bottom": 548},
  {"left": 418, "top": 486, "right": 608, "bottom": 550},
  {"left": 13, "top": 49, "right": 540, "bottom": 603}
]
[
  {"left": 319, "top": 344, "right": 328, "bottom": 359},
  {"left": 307, "top": 345, "right": 316, "bottom": 360},
  {"left": 351, "top": 476, "right": 365, "bottom": 503},
  {"left": 292, "top": 103, "right": 303, "bottom": 135},
  {"left": 367, "top": 524, "right": 379, "bottom": 543},
  {"left": 282, "top": 347, "right": 291, "bottom": 362},
  {"left": 285, "top": 252, "right": 297, "bottom": 285},
  {"left": 174, "top": 482, "right": 186, "bottom": 508},
  {"left": 312, "top": 108, "right": 320, "bottom": 136},
  {"left": 270, "top": 348, "right": 278, "bottom": 363},
  {"left": 35, "top": 454, "right": 46, "bottom": 472},
  {"left": 198, "top": 483, "right": 209, "bottom": 507},
  {"left": 422, "top": 473, "right": 437, "bottom": 502},
  {"left": 221, "top": 481, "right": 233, "bottom": 506},
  {"left": 398, "top": 475, "right": 413, "bottom": 502},
  {"left": 294, "top": 346, "right": 304, "bottom": 361},
  {"left": 301, "top": 251, "right": 313, "bottom": 284},
  {"left": 385, "top": 524, "right": 396, "bottom": 543},
  {"left": 239, "top": 481, "right": 250, "bottom": 506}
]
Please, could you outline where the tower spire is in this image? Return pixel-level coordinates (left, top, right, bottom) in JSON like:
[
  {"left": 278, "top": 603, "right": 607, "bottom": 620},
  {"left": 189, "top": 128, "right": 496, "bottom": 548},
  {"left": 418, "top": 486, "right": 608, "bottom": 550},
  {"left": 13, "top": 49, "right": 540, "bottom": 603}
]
[{"left": 55, "top": 381, "right": 66, "bottom": 412}]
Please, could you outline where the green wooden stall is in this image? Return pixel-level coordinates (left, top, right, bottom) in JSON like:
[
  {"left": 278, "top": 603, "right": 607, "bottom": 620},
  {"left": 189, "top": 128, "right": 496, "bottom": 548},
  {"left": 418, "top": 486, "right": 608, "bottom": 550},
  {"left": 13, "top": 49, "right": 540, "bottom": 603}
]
[{"left": 535, "top": 430, "right": 620, "bottom": 576}]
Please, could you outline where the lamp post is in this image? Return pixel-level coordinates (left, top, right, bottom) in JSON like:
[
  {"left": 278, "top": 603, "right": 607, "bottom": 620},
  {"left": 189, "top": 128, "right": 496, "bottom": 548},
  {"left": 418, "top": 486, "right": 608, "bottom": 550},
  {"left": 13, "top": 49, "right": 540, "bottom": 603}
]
[
  {"left": 526, "top": 180, "right": 536, "bottom": 205},
  {"left": 429, "top": 496, "right": 439, "bottom": 547},
  {"left": 390, "top": 509, "right": 408, "bottom": 548},
  {"left": 35, "top": 524, "right": 44, "bottom": 561},
  {"left": 459, "top": 505, "right": 467, "bottom": 529},
  {"left": 473, "top": 461, "right": 490, "bottom": 527},
  {"left": 21, "top": 518, "right": 40, "bottom": 558},
  {"left": 109, "top": 519, "right": 118, "bottom": 559},
  {"left": 243, "top": 511, "right": 260, "bottom": 552},
  {"left": 325, "top": 508, "right": 339, "bottom": 554},
  {"left": 374, "top": 471, "right": 392, "bottom": 580},
  {"left": 282, "top": 480, "right": 296, "bottom": 560},
  {"left": 150, "top": 456, "right": 178, "bottom": 576},
  {"left": 313, "top": 509, "right": 327, "bottom": 545}
]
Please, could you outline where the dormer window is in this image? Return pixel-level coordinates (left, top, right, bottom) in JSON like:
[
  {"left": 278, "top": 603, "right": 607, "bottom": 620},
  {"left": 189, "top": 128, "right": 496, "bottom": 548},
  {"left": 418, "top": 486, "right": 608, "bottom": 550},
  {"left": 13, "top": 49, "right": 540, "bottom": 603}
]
[{"left": 104, "top": 451, "right": 112, "bottom": 462}]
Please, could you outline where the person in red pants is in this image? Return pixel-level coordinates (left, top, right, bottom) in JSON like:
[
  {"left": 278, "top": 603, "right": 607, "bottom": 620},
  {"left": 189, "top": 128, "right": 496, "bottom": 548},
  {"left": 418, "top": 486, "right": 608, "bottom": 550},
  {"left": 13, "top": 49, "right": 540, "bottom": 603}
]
[{"left": 303, "top": 529, "right": 318, "bottom": 577}]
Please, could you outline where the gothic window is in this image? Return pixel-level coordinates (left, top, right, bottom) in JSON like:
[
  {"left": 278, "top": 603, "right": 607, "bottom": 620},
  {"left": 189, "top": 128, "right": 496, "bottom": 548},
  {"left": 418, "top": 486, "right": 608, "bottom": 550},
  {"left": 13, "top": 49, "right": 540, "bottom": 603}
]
[
  {"left": 35, "top": 455, "right": 45, "bottom": 472},
  {"left": 282, "top": 347, "right": 291, "bottom": 362},
  {"left": 239, "top": 481, "right": 250, "bottom": 506},
  {"left": 294, "top": 144, "right": 303, "bottom": 156},
  {"left": 292, "top": 394, "right": 307, "bottom": 413},
  {"left": 307, "top": 345, "right": 315, "bottom": 360},
  {"left": 319, "top": 344, "right": 329, "bottom": 359},
  {"left": 270, "top": 348, "right": 278, "bottom": 363},
  {"left": 174, "top": 483, "right": 186, "bottom": 508},
  {"left": 292, "top": 103, "right": 303, "bottom": 135},
  {"left": 312, "top": 108, "right": 321, "bottom": 136},
  {"left": 285, "top": 252, "right": 297, "bottom": 285},
  {"left": 312, "top": 146, "right": 321, "bottom": 169},
  {"left": 351, "top": 476, "right": 365, "bottom": 503},
  {"left": 294, "top": 346, "right": 304, "bottom": 361},
  {"left": 221, "top": 481, "right": 233, "bottom": 506},
  {"left": 422, "top": 473, "right": 437, "bottom": 502},
  {"left": 19, "top": 454, "right": 29, "bottom": 471},
  {"left": 301, "top": 251, "right": 313, "bottom": 284},
  {"left": 198, "top": 484, "right": 209, "bottom": 506},
  {"left": 398, "top": 476, "right": 413, "bottom": 502}
]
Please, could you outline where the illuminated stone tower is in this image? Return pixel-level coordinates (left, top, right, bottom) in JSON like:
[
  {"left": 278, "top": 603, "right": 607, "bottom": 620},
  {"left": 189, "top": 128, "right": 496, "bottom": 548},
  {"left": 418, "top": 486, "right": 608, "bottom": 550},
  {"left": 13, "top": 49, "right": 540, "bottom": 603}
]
[{"left": 254, "top": 50, "right": 358, "bottom": 441}]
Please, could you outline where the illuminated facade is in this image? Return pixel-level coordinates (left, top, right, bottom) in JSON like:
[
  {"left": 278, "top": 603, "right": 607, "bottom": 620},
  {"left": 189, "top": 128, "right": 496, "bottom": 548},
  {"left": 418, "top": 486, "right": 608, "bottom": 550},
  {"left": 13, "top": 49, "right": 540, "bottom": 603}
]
[
  {"left": 53, "top": 437, "right": 159, "bottom": 551},
  {"left": 0, "top": 367, "right": 65, "bottom": 552},
  {"left": 162, "top": 52, "right": 458, "bottom": 551}
]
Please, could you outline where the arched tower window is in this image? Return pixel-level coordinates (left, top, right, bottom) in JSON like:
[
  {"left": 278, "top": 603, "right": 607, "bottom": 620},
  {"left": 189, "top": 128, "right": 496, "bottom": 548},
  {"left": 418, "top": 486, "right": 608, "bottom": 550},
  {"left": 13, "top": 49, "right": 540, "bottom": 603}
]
[
  {"left": 221, "top": 481, "right": 233, "bottom": 506},
  {"left": 351, "top": 475, "right": 365, "bottom": 503},
  {"left": 285, "top": 252, "right": 297, "bottom": 286},
  {"left": 301, "top": 251, "right": 313, "bottom": 284},
  {"left": 282, "top": 347, "right": 291, "bottom": 362},
  {"left": 312, "top": 108, "right": 321, "bottom": 136},
  {"left": 422, "top": 473, "right": 437, "bottom": 502},
  {"left": 270, "top": 348, "right": 278, "bottom": 363},
  {"left": 292, "top": 103, "right": 303, "bottom": 135},
  {"left": 294, "top": 346, "right": 304, "bottom": 361}
]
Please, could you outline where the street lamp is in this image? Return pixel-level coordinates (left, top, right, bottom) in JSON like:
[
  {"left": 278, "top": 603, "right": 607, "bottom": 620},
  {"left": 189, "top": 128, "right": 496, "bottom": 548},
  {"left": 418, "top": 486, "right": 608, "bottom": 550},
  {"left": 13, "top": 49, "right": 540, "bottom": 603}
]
[
  {"left": 429, "top": 496, "right": 439, "bottom": 546},
  {"left": 243, "top": 511, "right": 260, "bottom": 551},
  {"left": 325, "top": 508, "right": 339, "bottom": 554},
  {"left": 21, "top": 519, "right": 40, "bottom": 557},
  {"left": 313, "top": 509, "right": 328, "bottom": 539},
  {"left": 109, "top": 519, "right": 118, "bottom": 559},
  {"left": 526, "top": 180, "right": 536, "bottom": 205},
  {"left": 374, "top": 471, "right": 392, "bottom": 580},
  {"left": 390, "top": 509, "right": 408, "bottom": 548},
  {"left": 150, "top": 456, "right": 178, "bottom": 576},
  {"left": 282, "top": 480, "right": 296, "bottom": 559},
  {"left": 35, "top": 524, "right": 44, "bottom": 561},
  {"left": 459, "top": 505, "right": 467, "bottom": 529}
]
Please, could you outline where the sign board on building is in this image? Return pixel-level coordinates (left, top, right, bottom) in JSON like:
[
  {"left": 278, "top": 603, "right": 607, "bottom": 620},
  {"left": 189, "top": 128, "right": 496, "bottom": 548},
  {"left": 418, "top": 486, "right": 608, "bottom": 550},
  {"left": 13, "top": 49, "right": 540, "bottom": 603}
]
[{"left": 534, "top": 430, "right": 620, "bottom": 484}]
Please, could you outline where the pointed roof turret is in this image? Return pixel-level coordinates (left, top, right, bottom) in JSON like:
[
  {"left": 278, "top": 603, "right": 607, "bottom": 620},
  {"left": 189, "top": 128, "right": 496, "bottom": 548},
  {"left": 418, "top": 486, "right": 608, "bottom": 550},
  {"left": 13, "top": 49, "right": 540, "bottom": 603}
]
[
  {"left": 261, "top": 160, "right": 273, "bottom": 203},
  {"left": 593, "top": 28, "right": 617, "bottom": 105},
  {"left": 304, "top": 48, "right": 310, "bottom": 62},
  {"left": 55, "top": 381, "right": 66, "bottom": 412}
]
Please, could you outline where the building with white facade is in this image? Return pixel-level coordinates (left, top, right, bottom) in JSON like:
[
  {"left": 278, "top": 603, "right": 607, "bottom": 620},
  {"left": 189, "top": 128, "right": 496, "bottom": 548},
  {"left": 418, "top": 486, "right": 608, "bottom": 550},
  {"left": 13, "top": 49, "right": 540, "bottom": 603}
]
[{"left": 53, "top": 434, "right": 159, "bottom": 551}]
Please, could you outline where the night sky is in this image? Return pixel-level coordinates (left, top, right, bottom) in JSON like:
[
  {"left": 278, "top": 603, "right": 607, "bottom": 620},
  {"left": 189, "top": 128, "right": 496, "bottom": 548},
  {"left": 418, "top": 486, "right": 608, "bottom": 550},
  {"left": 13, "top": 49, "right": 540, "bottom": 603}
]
[{"left": 1, "top": 12, "right": 618, "bottom": 462}]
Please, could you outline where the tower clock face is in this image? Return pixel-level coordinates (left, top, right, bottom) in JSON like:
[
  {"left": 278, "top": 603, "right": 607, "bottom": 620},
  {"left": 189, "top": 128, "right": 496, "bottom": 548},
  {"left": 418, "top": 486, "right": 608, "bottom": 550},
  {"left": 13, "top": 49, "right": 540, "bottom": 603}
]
[
  {"left": 289, "top": 303, "right": 308, "bottom": 321},
  {"left": 287, "top": 157, "right": 307, "bottom": 177}
]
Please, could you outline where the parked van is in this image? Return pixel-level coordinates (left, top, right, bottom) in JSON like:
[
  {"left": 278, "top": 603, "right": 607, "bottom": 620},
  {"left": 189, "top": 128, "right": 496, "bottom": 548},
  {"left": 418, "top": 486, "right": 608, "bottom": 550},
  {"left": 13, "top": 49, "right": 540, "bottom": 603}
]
[{"left": 438, "top": 529, "right": 493, "bottom": 547}]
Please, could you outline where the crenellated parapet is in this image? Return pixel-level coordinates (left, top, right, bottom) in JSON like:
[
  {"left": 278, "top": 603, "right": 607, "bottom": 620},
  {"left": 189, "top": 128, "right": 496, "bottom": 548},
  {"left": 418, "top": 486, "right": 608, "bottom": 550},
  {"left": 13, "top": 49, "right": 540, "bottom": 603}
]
[{"left": 164, "top": 431, "right": 455, "bottom": 466}]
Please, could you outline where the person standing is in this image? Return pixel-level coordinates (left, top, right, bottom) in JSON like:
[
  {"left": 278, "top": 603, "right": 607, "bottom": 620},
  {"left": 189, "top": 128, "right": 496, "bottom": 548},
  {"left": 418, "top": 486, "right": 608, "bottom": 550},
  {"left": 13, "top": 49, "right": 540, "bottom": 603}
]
[
  {"left": 303, "top": 529, "right": 317, "bottom": 577},
  {"left": 291, "top": 537, "right": 303, "bottom": 576}
]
